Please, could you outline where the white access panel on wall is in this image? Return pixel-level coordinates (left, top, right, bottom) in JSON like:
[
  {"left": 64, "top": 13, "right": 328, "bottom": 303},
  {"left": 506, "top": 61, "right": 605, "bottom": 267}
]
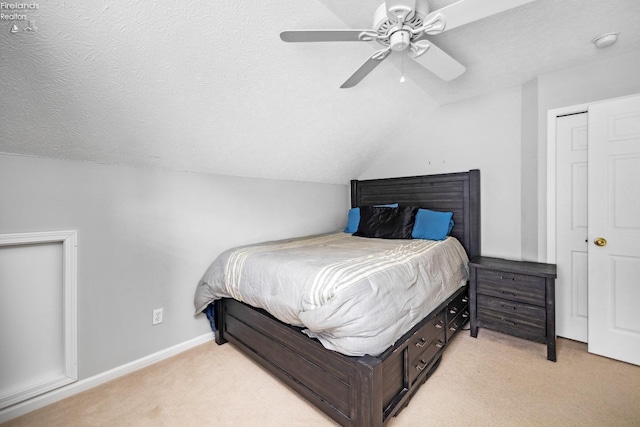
[{"left": 0, "top": 231, "right": 77, "bottom": 410}]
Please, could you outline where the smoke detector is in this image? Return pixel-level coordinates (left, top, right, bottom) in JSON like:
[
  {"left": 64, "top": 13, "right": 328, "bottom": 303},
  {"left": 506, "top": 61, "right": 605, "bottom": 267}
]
[{"left": 592, "top": 32, "right": 619, "bottom": 49}]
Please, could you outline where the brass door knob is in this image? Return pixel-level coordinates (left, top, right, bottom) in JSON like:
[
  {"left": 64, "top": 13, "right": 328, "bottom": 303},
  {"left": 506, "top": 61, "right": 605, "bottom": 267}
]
[{"left": 594, "top": 237, "right": 607, "bottom": 247}]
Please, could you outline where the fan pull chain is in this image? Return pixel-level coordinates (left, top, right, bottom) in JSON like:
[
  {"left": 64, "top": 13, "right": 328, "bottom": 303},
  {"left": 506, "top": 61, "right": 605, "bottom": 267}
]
[{"left": 400, "top": 53, "right": 406, "bottom": 83}]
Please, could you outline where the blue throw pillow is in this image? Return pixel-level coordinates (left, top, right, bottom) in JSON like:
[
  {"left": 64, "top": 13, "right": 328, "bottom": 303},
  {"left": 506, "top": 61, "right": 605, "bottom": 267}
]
[
  {"left": 411, "top": 208, "right": 454, "bottom": 241},
  {"left": 344, "top": 207, "right": 360, "bottom": 233},
  {"left": 343, "top": 203, "right": 398, "bottom": 233}
]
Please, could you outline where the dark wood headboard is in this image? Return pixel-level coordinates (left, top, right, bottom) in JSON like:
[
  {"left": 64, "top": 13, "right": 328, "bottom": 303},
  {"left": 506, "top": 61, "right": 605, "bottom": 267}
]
[{"left": 350, "top": 169, "right": 481, "bottom": 260}]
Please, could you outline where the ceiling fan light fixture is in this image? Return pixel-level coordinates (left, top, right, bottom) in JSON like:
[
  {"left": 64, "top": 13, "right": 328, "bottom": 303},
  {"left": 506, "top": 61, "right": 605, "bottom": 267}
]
[
  {"left": 591, "top": 32, "right": 619, "bottom": 49},
  {"left": 389, "top": 30, "right": 411, "bottom": 51}
]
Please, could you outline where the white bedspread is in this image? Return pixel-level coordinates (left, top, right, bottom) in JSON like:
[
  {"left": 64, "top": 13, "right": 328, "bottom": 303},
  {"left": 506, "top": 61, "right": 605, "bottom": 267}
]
[{"left": 194, "top": 232, "right": 469, "bottom": 356}]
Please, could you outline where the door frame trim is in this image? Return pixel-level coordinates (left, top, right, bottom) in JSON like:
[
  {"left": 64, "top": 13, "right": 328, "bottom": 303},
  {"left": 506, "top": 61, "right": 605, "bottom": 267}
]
[{"left": 546, "top": 103, "right": 588, "bottom": 264}]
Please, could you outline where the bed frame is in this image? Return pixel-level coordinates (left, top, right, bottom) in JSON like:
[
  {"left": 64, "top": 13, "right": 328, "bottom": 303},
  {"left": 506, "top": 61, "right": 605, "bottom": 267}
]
[{"left": 213, "top": 170, "right": 480, "bottom": 426}]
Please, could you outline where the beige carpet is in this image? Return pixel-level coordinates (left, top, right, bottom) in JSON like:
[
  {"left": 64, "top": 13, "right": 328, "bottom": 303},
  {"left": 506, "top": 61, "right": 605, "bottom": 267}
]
[{"left": 4, "top": 329, "right": 640, "bottom": 427}]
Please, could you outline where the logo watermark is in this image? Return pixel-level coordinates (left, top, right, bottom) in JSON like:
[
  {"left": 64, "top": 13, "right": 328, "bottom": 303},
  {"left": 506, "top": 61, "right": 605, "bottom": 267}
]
[{"left": 2, "top": 2, "right": 39, "bottom": 34}]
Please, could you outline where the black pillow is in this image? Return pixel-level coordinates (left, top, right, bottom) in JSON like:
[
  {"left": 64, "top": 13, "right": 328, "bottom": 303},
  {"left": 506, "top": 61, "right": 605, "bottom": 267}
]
[{"left": 353, "top": 206, "right": 418, "bottom": 239}]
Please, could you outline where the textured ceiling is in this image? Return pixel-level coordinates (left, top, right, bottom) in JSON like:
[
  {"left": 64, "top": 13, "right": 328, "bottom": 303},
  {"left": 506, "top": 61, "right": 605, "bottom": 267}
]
[{"left": 1, "top": 0, "right": 639, "bottom": 184}]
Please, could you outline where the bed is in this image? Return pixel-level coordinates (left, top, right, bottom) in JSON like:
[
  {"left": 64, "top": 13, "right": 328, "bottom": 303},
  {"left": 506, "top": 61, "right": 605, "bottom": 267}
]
[{"left": 195, "top": 170, "right": 480, "bottom": 426}]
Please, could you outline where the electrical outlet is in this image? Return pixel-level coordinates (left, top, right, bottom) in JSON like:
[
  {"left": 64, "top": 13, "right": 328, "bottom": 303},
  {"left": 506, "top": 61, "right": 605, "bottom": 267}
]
[{"left": 152, "top": 308, "right": 163, "bottom": 325}]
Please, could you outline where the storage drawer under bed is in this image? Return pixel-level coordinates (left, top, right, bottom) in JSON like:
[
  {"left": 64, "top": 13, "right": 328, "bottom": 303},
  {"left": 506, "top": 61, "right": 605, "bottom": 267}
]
[
  {"left": 446, "top": 288, "right": 470, "bottom": 341},
  {"left": 408, "top": 330, "right": 445, "bottom": 385},
  {"left": 407, "top": 312, "right": 445, "bottom": 363}
]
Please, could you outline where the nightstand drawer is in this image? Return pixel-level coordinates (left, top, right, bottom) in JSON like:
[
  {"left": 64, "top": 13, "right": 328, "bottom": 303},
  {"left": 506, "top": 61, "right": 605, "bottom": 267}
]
[
  {"left": 477, "top": 294, "right": 546, "bottom": 333},
  {"left": 476, "top": 269, "right": 545, "bottom": 306}
]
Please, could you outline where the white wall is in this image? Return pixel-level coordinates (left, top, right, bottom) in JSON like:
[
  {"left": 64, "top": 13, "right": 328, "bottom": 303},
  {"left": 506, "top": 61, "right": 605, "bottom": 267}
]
[
  {"left": 520, "top": 78, "right": 539, "bottom": 261},
  {"left": 0, "top": 154, "right": 348, "bottom": 379},
  {"left": 360, "top": 87, "right": 523, "bottom": 260}
]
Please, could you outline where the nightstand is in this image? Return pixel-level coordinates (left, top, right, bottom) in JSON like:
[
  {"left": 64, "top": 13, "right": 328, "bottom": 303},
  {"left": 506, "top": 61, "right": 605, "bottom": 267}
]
[{"left": 469, "top": 256, "right": 557, "bottom": 361}]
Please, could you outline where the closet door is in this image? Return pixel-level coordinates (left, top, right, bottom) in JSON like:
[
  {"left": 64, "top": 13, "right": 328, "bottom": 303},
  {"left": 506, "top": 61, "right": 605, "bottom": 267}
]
[
  {"left": 588, "top": 94, "right": 640, "bottom": 366},
  {"left": 555, "top": 113, "right": 589, "bottom": 342}
]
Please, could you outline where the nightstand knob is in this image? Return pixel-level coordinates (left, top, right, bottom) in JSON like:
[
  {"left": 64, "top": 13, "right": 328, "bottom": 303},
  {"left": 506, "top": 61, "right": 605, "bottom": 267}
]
[
  {"left": 501, "top": 318, "right": 517, "bottom": 326},
  {"left": 500, "top": 290, "right": 517, "bottom": 297}
]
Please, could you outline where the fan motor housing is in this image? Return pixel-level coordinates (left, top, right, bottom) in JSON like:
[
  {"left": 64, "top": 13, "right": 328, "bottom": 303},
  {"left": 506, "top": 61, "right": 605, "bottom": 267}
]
[{"left": 373, "top": 0, "right": 430, "bottom": 48}]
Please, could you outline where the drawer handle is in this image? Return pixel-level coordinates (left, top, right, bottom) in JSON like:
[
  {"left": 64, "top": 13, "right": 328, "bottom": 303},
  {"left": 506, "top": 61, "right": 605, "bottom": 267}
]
[
  {"left": 462, "top": 297, "right": 468, "bottom": 303},
  {"left": 462, "top": 311, "right": 469, "bottom": 318},
  {"left": 500, "top": 290, "right": 517, "bottom": 297},
  {"left": 501, "top": 318, "right": 517, "bottom": 326},
  {"left": 450, "top": 323, "right": 459, "bottom": 332},
  {"left": 435, "top": 321, "right": 443, "bottom": 329},
  {"left": 449, "top": 307, "right": 458, "bottom": 314},
  {"left": 435, "top": 340, "right": 444, "bottom": 349},
  {"left": 500, "top": 275, "right": 516, "bottom": 281},
  {"left": 416, "top": 359, "right": 429, "bottom": 371},
  {"left": 500, "top": 303, "right": 517, "bottom": 310},
  {"left": 415, "top": 337, "right": 428, "bottom": 348}
]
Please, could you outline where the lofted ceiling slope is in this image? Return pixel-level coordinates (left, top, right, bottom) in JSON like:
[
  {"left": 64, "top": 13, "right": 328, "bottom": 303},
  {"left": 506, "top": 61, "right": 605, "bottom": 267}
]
[{"left": 1, "top": 0, "right": 639, "bottom": 184}]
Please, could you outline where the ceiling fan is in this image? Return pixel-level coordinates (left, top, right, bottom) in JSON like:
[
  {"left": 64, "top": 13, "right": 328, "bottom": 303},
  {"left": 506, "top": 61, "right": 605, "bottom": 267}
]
[{"left": 280, "top": 0, "right": 535, "bottom": 88}]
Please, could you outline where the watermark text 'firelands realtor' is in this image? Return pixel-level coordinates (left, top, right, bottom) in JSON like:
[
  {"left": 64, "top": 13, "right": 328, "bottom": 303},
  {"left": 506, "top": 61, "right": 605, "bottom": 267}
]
[{"left": 1, "top": 2, "right": 38, "bottom": 20}]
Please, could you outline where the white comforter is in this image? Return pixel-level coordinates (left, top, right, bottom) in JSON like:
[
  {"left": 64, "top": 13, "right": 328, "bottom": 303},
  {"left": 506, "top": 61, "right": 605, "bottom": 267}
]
[{"left": 194, "top": 232, "right": 469, "bottom": 356}]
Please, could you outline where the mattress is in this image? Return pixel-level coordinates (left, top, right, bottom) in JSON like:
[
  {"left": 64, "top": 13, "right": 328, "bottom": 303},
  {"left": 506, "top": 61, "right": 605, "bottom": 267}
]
[{"left": 194, "top": 232, "right": 469, "bottom": 356}]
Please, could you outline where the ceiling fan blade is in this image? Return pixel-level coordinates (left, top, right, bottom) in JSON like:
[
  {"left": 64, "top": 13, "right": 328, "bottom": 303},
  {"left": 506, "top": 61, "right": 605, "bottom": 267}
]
[
  {"left": 280, "top": 30, "right": 376, "bottom": 43},
  {"left": 425, "top": 0, "right": 535, "bottom": 34},
  {"left": 409, "top": 41, "right": 465, "bottom": 81},
  {"left": 341, "top": 48, "right": 392, "bottom": 88}
]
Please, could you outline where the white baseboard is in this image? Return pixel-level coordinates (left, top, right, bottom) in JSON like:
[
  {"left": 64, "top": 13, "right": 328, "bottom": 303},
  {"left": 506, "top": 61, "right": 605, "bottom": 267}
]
[{"left": 0, "top": 332, "right": 214, "bottom": 423}]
